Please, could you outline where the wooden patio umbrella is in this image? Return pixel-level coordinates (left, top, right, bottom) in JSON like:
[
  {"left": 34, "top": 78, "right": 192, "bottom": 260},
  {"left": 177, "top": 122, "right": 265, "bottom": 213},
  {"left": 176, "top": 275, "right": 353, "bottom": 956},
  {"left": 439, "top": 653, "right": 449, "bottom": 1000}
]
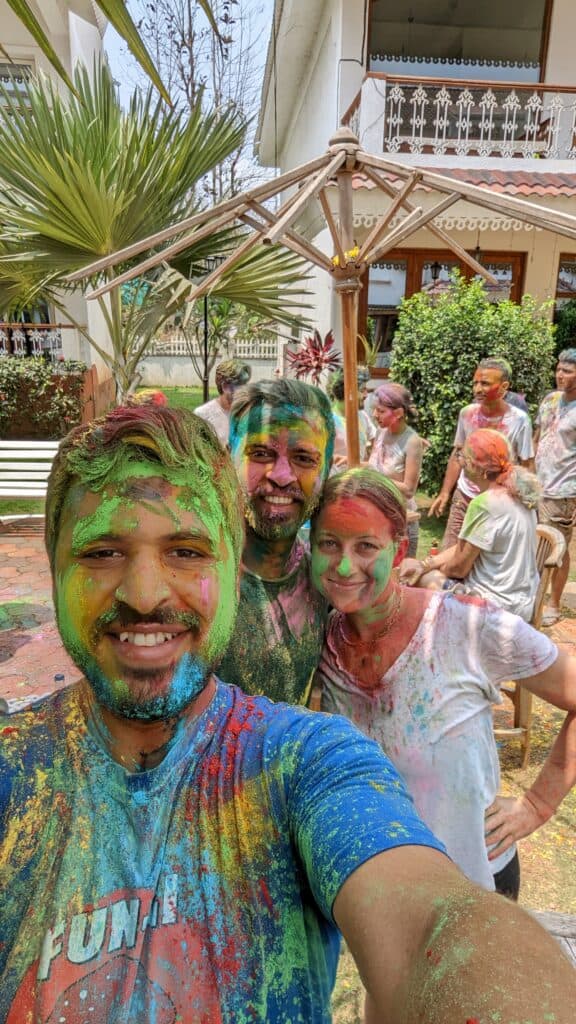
[{"left": 68, "top": 127, "right": 576, "bottom": 464}]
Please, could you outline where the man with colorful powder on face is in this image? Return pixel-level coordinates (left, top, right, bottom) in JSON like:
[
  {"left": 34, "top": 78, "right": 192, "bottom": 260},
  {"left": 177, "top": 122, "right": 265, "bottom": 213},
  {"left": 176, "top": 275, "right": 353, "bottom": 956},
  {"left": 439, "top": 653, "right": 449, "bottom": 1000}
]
[
  {"left": 1, "top": 403, "right": 575, "bottom": 1024},
  {"left": 429, "top": 357, "right": 534, "bottom": 548},
  {"left": 218, "top": 378, "right": 334, "bottom": 704},
  {"left": 535, "top": 347, "right": 576, "bottom": 624}
]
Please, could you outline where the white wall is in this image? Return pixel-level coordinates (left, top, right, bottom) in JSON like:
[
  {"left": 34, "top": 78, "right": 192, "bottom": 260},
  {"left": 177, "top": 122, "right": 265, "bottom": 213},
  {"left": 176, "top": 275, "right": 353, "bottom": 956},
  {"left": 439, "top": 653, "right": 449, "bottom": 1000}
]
[
  {"left": 544, "top": 0, "right": 576, "bottom": 84},
  {"left": 69, "top": 11, "right": 104, "bottom": 71},
  {"left": 139, "top": 355, "right": 279, "bottom": 389}
]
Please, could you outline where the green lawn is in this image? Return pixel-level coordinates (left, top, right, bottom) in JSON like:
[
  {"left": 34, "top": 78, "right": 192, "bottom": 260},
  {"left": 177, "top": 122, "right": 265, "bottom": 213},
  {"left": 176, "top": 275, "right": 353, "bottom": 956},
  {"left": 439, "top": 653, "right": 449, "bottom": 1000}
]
[
  {"left": 415, "top": 493, "right": 447, "bottom": 558},
  {"left": 0, "top": 497, "right": 45, "bottom": 517},
  {"left": 150, "top": 386, "right": 214, "bottom": 413}
]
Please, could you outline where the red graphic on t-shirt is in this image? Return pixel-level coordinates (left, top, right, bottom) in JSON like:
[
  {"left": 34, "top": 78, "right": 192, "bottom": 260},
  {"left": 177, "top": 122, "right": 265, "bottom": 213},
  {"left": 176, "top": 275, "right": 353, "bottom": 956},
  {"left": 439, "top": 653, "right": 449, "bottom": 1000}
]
[{"left": 7, "top": 884, "right": 224, "bottom": 1024}]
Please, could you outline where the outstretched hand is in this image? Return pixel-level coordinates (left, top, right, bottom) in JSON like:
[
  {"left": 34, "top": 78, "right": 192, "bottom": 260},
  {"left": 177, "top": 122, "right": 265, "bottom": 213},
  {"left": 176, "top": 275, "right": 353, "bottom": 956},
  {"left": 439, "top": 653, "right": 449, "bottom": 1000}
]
[
  {"left": 484, "top": 794, "right": 552, "bottom": 860},
  {"left": 428, "top": 493, "right": 449, "bottom": 517},
  {"left": 399, "top": 558, "right": 425, "bottom": 587}
]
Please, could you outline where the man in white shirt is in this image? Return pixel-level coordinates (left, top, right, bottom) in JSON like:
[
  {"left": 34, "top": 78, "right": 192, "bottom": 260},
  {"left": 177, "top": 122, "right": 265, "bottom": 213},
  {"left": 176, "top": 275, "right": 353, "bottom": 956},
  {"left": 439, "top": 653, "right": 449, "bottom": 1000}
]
[
  {"left": 429, "top": 357, "right": 534, "bottom": 547},
  {"left": 535, "top": 347, "right": 576, "bottom": 623},
  {"left": 194, "top": 359, "right": 252, "bottom": 445}
]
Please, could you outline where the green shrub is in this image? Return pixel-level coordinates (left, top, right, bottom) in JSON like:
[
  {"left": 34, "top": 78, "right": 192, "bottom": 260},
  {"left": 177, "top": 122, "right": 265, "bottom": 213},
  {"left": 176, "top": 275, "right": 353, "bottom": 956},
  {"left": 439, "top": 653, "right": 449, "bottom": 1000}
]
[
  {"left": 0, "top": 357, "right": 87, "bottom": 439},
  {"left": 554, "top": 299, "right": 576, "bottom": 357},
  {"left": 391, "top": 276, "right": 556, "bottom": 494}
]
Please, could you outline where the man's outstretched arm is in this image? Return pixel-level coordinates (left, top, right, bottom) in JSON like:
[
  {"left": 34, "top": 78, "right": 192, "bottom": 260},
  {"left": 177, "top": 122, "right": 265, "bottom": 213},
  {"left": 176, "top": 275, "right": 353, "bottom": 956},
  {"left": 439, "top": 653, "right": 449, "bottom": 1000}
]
[{"left": 334, "top": 845, "right": 575, "bottom": 1024}]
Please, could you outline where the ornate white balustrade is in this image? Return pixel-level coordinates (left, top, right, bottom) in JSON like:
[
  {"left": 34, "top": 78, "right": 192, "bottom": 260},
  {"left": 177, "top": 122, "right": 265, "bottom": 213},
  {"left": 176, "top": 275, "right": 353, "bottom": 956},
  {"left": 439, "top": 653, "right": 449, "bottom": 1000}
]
[
  {"left": 0, "top": 324, "right": 63, "bottom": 358},
  {"left": 343, "top": 75, "right": 576, "bottom": 160}
]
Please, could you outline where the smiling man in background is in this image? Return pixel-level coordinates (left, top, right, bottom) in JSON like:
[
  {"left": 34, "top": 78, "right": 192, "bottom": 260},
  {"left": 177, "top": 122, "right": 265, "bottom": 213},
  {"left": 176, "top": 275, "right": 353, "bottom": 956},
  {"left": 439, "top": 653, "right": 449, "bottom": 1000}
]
[
  {"left": 429, "top": 357, "right": 534, "bottom": 547},
  {"left": 218, "top": 378, "right": 335, "bottom": 704}
]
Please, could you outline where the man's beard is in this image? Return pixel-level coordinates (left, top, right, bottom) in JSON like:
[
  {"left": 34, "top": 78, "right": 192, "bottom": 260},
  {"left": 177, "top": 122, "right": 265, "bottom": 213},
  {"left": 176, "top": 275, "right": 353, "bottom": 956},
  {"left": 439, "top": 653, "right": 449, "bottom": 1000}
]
[
  {"left": 243, "top": 487, "right": 322, "bottom": 540},
  {"left": 58, "top": 604, "right": 213, "bottom": 722}
]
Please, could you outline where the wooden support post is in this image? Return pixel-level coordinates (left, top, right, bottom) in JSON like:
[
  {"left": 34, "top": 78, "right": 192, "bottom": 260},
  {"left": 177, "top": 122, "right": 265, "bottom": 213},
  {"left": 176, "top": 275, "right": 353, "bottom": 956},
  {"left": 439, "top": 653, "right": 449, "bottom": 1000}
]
[
  {"left": 335, "top": 163, "right": 362, "bottom": 467},
  {"left": 336, "top": 277, "right": 362, "bottom": 467}
]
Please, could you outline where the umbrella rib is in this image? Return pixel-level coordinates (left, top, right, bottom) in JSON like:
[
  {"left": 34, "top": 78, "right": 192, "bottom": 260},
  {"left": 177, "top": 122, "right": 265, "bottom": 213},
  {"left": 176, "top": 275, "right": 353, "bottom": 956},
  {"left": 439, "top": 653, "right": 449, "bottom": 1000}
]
[
  {"left": 186, "top": 229, "right": 264, "bottom": 302},
  {"left": 65, "top": 152, "right": 334, "bottom": 282},
  {"left": 262, "top": 150, "right": 347, "bottom": 245},
  {"left": 357, "top": 171, "right": 421, "bottom": 262},
  {"left": 87, "top": 204, "right": 250, "bottom": 299},
  {"left": 367, "top": 193, "right": 459, "bottom": 263},
  {"left": 357, "top": 150, "right": 576, "bottom": 236},
  {"left": 317, "top": 188, "right": 347, "bottom": 266},
  {"left": 360, "top": 166, "right": 498, "bottom": 285},
  {"left": 247, "top": 201, "right": 334, "bottom": 271}
]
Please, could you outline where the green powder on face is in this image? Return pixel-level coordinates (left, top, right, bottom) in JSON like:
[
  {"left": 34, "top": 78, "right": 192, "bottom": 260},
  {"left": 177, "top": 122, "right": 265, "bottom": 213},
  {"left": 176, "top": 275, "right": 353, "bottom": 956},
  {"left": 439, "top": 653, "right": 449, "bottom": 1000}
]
[
  {"left": 71, "top": 493, "right": 135, "bottom": 553},
  {"left": 371, "top": 542, "right": 396, "bottom": 596},
  {"left": 337, "top": 555, "right": 352, "bottom": 578}
]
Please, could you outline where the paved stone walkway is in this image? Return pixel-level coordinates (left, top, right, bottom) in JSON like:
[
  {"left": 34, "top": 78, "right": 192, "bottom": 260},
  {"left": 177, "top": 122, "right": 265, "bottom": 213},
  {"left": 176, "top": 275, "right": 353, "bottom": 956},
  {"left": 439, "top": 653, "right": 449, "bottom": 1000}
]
[
  {"left": 0, "top": 530, "right": 79, "bottom": 710},
  {"left": 1, "top": 524, "right": 576, "bottom": 711}
]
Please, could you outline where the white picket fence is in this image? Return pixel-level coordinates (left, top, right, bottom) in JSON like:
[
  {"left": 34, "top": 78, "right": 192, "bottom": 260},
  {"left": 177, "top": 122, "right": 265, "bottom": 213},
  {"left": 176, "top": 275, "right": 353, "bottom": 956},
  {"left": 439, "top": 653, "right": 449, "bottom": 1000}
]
[
  {"left": 147, "top": 333, "right": 279, "bottom": 361},
  {"left": 141, "top": 332, "right": 282, "bottom": 388}
]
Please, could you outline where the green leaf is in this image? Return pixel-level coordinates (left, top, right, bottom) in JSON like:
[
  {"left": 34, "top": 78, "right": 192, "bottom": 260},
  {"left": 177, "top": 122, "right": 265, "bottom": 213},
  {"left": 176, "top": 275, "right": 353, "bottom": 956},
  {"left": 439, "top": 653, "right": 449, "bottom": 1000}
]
[{"left": 88, "top": 0, "right": 172, "bottom": 104}]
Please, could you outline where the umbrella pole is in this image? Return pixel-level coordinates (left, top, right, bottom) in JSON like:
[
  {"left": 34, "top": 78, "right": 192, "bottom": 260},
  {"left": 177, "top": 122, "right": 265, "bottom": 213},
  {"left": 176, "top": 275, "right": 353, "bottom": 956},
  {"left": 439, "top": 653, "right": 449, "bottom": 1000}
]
[
  {"left": 336, "top": 276, "right": 361, "bottom": 467},
  {"left": 335, "top": 157, "right": 362, "bottom": 468}
]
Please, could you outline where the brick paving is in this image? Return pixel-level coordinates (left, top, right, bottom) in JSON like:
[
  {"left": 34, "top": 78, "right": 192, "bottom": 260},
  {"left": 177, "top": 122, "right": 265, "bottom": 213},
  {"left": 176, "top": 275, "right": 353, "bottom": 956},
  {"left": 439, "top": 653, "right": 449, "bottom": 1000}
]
[
  {"left": 0, "top": 528, "right": 79, "bottom": 710},
  {"left": 1, "top": 523, "right": 576, "bottom": 712}
]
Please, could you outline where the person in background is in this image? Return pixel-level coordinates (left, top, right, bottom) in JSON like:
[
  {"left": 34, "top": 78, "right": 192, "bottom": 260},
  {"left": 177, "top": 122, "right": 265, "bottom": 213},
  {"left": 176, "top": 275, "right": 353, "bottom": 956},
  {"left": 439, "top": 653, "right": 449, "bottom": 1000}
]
[
  {"left": 329, "top": 367, "right": 376, "bottom": 467},
  {"left": 194, "top": 358, "right": 252, "bottom": 445},
  {"left": 535, "top": 347, "right": 576, "bottom": 625},
  {"left": 218, "top": 378, "right": 334, "bottom": 704},
  {"left": 429, "top": 357, "right": 534, "bottom": 547},
  {"left": 311, "top": 466, "right": 576, "bottom": 901},
  {"left": 402, "top": 429, "right": 540, "bottom": 622},
  {"left": 368, "top": 381, "right": 424, "bottom": 557}
]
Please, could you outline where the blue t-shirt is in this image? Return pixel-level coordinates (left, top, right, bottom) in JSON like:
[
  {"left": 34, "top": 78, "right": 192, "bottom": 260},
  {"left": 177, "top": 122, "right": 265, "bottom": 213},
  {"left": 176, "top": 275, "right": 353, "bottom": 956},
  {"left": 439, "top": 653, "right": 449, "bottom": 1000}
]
[{"left": 0, "top": 680, "right": 444, "bottom": 1023}]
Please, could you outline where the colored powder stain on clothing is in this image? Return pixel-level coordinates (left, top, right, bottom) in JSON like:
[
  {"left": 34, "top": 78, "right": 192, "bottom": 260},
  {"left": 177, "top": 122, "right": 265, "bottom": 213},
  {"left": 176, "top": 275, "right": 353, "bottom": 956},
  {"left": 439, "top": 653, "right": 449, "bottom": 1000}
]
[{"left": 218, "top": 540, "right": 327, "bottom": 704}]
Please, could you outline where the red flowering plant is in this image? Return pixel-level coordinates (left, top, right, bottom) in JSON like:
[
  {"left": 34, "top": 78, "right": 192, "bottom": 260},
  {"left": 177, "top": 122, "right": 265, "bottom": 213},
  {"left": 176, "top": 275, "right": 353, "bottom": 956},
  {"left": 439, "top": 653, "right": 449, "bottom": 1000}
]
[{"left": 286, "top": 329, "right": 341, "bottom": 387}]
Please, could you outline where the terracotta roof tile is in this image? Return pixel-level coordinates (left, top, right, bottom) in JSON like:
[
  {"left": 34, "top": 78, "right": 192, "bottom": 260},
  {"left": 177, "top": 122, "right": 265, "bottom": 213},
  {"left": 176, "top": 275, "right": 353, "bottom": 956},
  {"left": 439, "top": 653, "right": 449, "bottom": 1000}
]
[{"left": 351, "top": 168, "right": 576, "bottom": 197}]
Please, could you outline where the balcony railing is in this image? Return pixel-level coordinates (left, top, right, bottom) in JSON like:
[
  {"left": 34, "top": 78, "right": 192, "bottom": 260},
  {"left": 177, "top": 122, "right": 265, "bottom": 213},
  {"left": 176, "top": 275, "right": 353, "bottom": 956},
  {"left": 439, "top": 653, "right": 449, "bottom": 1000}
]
[
  {"left": 0, "top": 323, "right": 65, "bottom": 358},
  {"left": 343, "top": 74, "right": 576, "bottom": 160}
]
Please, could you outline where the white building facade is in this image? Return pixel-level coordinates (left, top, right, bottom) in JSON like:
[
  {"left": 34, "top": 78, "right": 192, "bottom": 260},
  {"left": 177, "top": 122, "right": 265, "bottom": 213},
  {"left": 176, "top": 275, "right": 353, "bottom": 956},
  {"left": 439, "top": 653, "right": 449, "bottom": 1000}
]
[
  {"left": 0, "top": 0, "right": 110, "bottom": 373},
  {"left": 256, "top": 0, "right": 576, "bottom": 369}
]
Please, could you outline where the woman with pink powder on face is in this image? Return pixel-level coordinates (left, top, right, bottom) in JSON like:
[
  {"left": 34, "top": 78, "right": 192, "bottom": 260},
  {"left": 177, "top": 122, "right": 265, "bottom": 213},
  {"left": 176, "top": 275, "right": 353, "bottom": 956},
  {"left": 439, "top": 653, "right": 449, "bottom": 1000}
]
[
  {"left": 401, "top": 428, "right": 540, "bottom": 621},
  {"left": 310, "top": 467, "right": 576, "bottom": 899}
]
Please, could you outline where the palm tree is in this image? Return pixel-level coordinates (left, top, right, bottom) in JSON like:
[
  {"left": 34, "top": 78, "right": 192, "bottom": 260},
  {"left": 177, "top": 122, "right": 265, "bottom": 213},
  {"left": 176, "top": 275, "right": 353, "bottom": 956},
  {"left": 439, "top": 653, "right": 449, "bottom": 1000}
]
[
  {"left": 0, "top": 63, "right": 308, "bottom": 400},
  {"left": 4, "top": 0, "right": 218, "bottom": 103}
]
